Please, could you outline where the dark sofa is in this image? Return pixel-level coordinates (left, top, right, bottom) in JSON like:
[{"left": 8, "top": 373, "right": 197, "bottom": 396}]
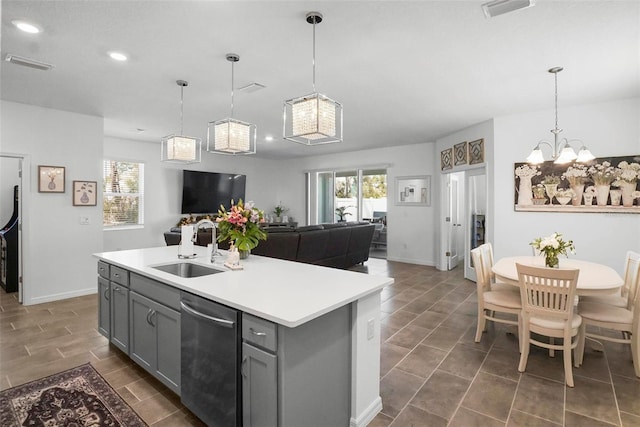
[{"left": 163, "top": 222, "right": 375, "bottom": 269}]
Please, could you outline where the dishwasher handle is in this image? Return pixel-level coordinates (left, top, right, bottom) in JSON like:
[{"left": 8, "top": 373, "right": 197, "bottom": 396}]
[{"left": 180, "top": 301, "right": 235, "bottom": 328}]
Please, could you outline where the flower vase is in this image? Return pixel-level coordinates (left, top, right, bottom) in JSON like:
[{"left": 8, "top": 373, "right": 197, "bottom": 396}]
[
  {"left": 570, "top": 184, "right": 584, "bottom": 206},
  {"left": 239, "top": 249, "right": 250, "bottom": 259},
  {"left": 620, "top": 181, "right": 637, "bottom": 207},
  {"left": 609, "top": 189, "right": 622, "bottom": 206},
  {"left": 545, "top": 253, "right": 559, "bottom": 268},
  {"left": 517, "top": 176, "right": 533, "bottom": 206},
  {"left": 544, "top": 184, "right": 558, "bottom": 201},
  {"left": 595, "top": 184, "right": 610, "bottom": 206}
]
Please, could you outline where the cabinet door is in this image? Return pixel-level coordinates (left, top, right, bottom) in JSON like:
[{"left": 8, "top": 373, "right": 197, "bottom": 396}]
[
  {"left": 110, "top": 285, "right": 129, "bottom": 354},
  {"left": 98, "top": 277, "right": 110, "bottom": 338},
  {"left": 155, "top": 303, "right": 181, "bottom": 394},
  {"left": 242, "top": 342, "right": 277, "bottom": 427},
  {"left": 129, "top": 292, "right": 156, "bottom": 371}
]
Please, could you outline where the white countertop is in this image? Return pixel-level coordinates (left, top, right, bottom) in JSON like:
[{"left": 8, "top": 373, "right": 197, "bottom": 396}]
[{"left": 94, "top": 246, "right": 393, "bottom": 328}]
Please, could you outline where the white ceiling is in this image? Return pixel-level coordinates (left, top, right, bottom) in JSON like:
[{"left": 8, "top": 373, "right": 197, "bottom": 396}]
[{"left": 1, "top": 1, "right": 638, "bottom": 159}]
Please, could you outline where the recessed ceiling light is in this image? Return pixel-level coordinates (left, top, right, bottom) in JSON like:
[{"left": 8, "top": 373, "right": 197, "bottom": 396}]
[
  {"left": 265, "top": 136, "right": 274, "bottom": 142},
  {"left": 12, "top": 20, "right": 41, "bottom": 34},
  {"left": 108, "top": 51, "right": 128, "bottom": 62}
]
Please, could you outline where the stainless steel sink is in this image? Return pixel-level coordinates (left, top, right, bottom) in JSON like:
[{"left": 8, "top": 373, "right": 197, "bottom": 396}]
[{"left": 152, "top": 262, "right": 224, "bottom": 278}]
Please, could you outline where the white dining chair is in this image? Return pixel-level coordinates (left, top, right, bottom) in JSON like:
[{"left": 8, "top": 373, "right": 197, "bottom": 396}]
[
  {"left": 471, "top": 246, "right": 521, "bottom": 348},
  {"left": 580, "top": 251, "right": 640, "bottom": 310},
  {"left": 516, "top": 263, "right": 581, "bottom": 387},
  {"left": 576, "top": 258, "right": 640, "bottom": 378},
  {"left": 478, "top": 242, "right": 512, "bottom": 290}
]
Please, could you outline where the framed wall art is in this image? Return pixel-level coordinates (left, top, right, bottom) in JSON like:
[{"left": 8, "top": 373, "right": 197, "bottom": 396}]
[
  {"left": 468, "top": 138, "right": 485, "bottom": 165},
  {"left": 38, "top": 166, "right": 65, "bottom": 193},
  {"left": 73, "top": 181, "right": 97, "bottom": 206},
  {"left": 396, "top": 175, "right": 431, "bottom": 206},
  {"left": 441, "top": 148, "right": 453, "bottom": 171},
  {"left": 514, "top": 154, "right": 640, "bottom": 213},
  {"left": 454, "top": 141, "right": 467, "bottom": 166}
]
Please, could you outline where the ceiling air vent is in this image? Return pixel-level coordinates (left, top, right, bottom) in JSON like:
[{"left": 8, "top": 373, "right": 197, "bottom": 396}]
[
  {"left": 4, "top": 54, "right": 54, "bottom": 71},
  {"left": 237, "top": 82, "right": 266, "bottom": 93},
  {"left": 482, "top": 0, "right": 535, "bottom": 18}
]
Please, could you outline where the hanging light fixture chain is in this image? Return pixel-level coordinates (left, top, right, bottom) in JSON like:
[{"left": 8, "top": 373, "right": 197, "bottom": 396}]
[{"left": 554, "top": 70, "right": 558, "bottom": 131}]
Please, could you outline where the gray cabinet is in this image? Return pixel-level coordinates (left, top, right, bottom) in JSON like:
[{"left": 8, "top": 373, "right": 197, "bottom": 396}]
[
  {"left": 242, "top": 308, "right": 351, "bottom": 427},
  {"left": 110, "top": 284, "right": 129, "bottom": 353},
  {"left": 97, "top": 276, "right": 110, "bottom": 338},
  {"left": 129, "top": 273, "right": 181, "bottom": 395},
  {"left": 242, "top": 314, "right": 278, "bottom": 427}
]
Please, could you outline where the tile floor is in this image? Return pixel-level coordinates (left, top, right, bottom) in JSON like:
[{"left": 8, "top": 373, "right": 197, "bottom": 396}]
[{"left": 1, "top": 258, "right": 639, "bottom": 426}]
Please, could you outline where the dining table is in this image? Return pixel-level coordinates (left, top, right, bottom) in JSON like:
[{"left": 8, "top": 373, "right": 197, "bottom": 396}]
[{"left": 492, "top": 256, "right": 624, "bottom": 297}]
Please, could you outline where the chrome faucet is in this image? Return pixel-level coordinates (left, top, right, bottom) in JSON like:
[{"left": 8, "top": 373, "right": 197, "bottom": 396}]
[{"left": 193, "top": 219, "right": 220, "bottom": 261}]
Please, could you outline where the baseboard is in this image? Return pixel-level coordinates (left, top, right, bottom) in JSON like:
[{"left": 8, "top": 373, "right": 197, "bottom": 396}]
[
  {"left": 25, "top": 288, "right": 96, "bottom": 306},
  {"left": 350, "top": 396, "right": 383, "bottom": 427},
  {"left": 385, "top": 255, "right": 436, "bottom": 266}
]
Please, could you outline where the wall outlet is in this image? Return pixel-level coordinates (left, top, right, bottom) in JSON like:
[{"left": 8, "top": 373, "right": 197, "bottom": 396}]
[
  {"left": 367, "top": 318, "right": 375, "bottom": 340},
  {"left": 80, "top": 216, "right": 90, "bottom": 225}
]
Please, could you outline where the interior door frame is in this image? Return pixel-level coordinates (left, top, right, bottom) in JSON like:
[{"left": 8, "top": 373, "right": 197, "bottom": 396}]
[
  {"left": 0, "top": 153, "right": 28, "bottom": 303},
  {"left": 464, "top": 167, "right": 488, "bottom": 281}
]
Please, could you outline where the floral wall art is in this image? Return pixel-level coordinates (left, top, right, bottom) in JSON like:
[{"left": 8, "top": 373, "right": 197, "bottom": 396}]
[{"left": 514, "top": 155, "right": 640, "bottom": 213}]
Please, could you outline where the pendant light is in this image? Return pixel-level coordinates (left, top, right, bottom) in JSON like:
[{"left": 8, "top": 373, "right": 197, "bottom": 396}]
[
  {"left": 526, "top": 67, "right": 595, "bottom": 165},
  {"left": 284, "top": 12, "right": 343, "bottom": 145},
  {"left": 207, "top": 53, "right": 256, "bottom": 155},
  {"left": 161, "top": 80, "right": 202, "bottom": 163}
]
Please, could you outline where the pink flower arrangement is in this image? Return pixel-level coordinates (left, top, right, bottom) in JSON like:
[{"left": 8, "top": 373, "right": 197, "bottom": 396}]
[{"left": 216, "top": 199, "right": 267, "bottom": 251}]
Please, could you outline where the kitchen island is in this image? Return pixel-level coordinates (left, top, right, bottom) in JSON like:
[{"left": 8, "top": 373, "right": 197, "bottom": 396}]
[{"left": 94, "top": 246, "right": 392, "bottom": 427}]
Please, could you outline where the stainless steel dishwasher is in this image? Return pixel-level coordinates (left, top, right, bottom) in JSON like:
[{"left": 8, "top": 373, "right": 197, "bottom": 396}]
[{"left": 180, "top": 291, "right": 241, "bottom": 427}]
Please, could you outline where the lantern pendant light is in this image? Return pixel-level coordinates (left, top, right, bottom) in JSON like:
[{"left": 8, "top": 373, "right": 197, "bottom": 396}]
[
  {"left": 284, "top": 12, "right": 343, "bottom": 145},
  {"left": 161, "top": 80, "right": 202, "bottom": 163},
  {"left": 207, "top": 53, "right": 256, "bottom": 155}
]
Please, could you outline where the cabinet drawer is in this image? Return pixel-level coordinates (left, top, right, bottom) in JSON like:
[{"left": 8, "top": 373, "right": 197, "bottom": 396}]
[
  {"left": 97, "top": 261, "right": 110, "bottom": 279},
  {"left": 130, "top": 273, "right": 180, "bottom": 311},
  {"left": 110, "top": 266, "right": 129, "bottom": 287},
  {"left": 242, "top": 313, "right": 277, "bottom": 352}
]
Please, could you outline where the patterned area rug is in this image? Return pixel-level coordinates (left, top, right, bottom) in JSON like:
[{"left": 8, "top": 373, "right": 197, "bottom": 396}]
[{"left": 0, "top": 363, "right": 147, "bottom": 427}]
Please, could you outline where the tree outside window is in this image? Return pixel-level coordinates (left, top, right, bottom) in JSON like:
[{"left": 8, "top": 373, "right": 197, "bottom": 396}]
[{"left": 103, "top": 160, "right": 144, "bottom": 227}]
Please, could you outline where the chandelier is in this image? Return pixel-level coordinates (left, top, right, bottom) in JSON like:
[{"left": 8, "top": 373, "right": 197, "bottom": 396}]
[
  {"left": 161, "top": 80, "right": 202, "bottom": 163},
  {"left": 207, "top": 54, "right": 256, "bottom": 155},
  {"left": 526, "top": 67, "right": 594, "bottom": 164},
  {"left": 284, "top": 12, "right": 343, "bottom": 145}
]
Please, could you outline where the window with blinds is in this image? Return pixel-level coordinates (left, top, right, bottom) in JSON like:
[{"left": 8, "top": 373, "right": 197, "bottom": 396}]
[{"left": 103, "top": 160, "right": 144, "bottom": 227}]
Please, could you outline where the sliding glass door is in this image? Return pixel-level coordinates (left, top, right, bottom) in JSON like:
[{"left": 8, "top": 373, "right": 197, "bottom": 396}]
[{"left": 335, "top": 171, "right": 358, "bottom": 222}]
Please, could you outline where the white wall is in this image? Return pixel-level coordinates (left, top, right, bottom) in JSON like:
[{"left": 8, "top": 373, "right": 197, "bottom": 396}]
[
  {"left": 1, "top": 101, "right": 104, "bottom": 304},
  {"left": 493, "top": 98, "right": 640, "bottom": 274},
  {"left": 103, "top": 136, "right": 284, "bottom": 251},
  {"left": 291, "top": 143, "right": 438, "bottom": 266},
  {"left": 435, "top": 120, "right": 495, "bottom": 271},
  {"left": 0, "top": 157, "right": 20, "bottom": 224}
]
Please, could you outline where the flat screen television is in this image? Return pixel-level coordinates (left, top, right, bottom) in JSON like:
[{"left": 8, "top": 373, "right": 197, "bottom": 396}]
[{"left": 181, "top": 170, "right": 246, "bottom": 214}]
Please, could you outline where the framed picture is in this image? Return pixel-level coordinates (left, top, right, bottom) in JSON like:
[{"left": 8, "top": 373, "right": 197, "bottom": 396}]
[
  {"left": 396, "top": 175, "right": 431, "bottom": 206},
  {"left": 73, "top": 181, "right": 97, "bottom": 206},
  {"left": 441, "top": 148, "right": 453, "bottom": 171},
  {"left": 38, "top": 166, "right": 65, "bottom": 193},
  {"left": 454, "top": 141, "right": 468, "bottom": 166},
  {"left": 469, "top": 138, "right": 485, "bottom": 165}
]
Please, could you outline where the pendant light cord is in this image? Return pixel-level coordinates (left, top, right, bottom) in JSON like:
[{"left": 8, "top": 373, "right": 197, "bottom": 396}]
[
  {"left": 554, "top": 71, "right": 559, "bottom": 131},
  {"left": 312, "top": 17, "right": 316, "bottom": 92},
  {"left": 180, "top": 84, "right": 185, "bottom": 135},
  {"left": 230, "top": 60, "right": 235, "bottom": 118}
]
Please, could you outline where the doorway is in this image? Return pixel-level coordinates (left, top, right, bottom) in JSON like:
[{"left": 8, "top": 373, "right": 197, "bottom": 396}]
[
  {"left": 464, "top": 168, "right": 487, "bottom": 281},
  {"left": 0, "top": 154, "right": 24, "bottom": 303}
]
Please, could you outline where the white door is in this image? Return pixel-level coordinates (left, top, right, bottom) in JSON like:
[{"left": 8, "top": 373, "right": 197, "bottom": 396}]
[
  {"left": 464, "top": 168, "right": 487, "bottom": 281},
  {"left": 447, "top": 174, "right": 461, "bottom": 270}
]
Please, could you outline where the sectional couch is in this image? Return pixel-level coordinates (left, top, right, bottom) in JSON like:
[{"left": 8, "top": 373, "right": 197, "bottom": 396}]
[{"left": 163, "top": 221, "right": 375, "bottom": 269}]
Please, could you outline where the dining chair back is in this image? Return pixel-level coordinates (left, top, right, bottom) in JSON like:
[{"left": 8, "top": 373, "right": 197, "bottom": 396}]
[
  {"left": 580, "top": 251, "right": 640, "bottom": 309},
  {"left": 576, "top": 256, "right": 640, "bottom": 378},
  {"left": 516, "top": 263, "right": 581, "bottom": 387},
  {"left": 471, "top": 246, "right": 521, "bottom": 347}
]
